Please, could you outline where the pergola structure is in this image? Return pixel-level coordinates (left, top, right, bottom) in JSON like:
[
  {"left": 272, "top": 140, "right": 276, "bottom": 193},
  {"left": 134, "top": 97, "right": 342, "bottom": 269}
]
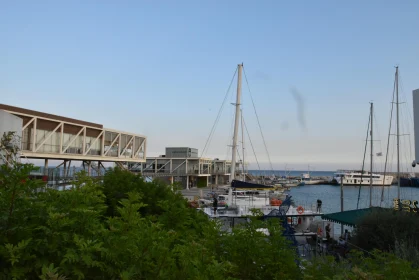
[{"left": 0, "top": 104, "right": 147, "bottom": 176}]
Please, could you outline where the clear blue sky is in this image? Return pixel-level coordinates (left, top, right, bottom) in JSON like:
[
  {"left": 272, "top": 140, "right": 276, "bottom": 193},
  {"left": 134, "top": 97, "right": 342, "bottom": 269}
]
[{"left": 1, "top": 1, "right": 419, "bottom": 171}]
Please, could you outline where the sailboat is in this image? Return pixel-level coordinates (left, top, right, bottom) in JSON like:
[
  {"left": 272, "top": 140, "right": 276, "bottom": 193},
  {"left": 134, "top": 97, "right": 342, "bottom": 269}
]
[
  {"left": 200, "top": 64, "right": 319, "bottom": 233},
  {"left": 379, "top": 67, "right": 419, "bottom": 211},
  {"left": 380, "top": 67, "right": 418, "bottom": 211},
  {"left": 332, "top": 103, "right": 393, "bottom": 188}
]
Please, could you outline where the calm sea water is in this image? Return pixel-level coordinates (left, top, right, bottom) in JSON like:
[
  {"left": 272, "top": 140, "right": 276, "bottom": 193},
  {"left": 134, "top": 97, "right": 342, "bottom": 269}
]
[
  {"left": 289, "top": 184, "right": 419, "bottom": 213},
  {"left": 287, "top": 184, "right": 419, "bottom": 236},
  {"left": 249, "top": 170, "right": 419, "bottom": 235},
  {"left": 248, "top": 170, "right": 335, "bottom": 178}
]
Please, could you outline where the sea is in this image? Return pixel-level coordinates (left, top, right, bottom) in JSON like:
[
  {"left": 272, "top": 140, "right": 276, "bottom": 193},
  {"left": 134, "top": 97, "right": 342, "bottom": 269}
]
[
  {"left": 248, "top": 170, "right": 419, "bottom": 212},
  {"left": 249, "top": 170, "right": 419, "bottom": 235},
  {"left": 249, "top": 170, "right": 335, "bottom": 178}
]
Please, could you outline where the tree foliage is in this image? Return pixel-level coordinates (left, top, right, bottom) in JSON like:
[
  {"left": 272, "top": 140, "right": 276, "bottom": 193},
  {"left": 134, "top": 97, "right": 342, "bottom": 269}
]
[
  {"left": 352, "top": 209, "right": 419, "bottom": 266},
  {"left": 303, "top": 249, "right": 419, "bottom": 280},
  {"left": 0, "top": 163, "right": 302, "bottom": 279},
  {"left": 0, "top": 156, "right": 418, "bottom": 279}
]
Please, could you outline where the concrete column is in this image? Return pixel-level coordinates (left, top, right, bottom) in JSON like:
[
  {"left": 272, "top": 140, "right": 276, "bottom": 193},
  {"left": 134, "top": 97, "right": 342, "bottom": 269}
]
[
  {"left": 63, "top": 160, "right": 67, "bottom": 178},
  {"left": 88, "top": 161, "right": 91, "bottom": 176},
  {"left": 186, "top": 175, "right": 189, "bottom": 190},
  {"left": 215, "top": 175, "right": 218, "bottom": 186},
  {"left": 44, "top": 159, "right": 48, "bottom": 176},
  {"left": 170, "top": 176, "right": 173, "bottom": 184},
  {"left": 206, "top": 176, "right": 209, "bottom": 187}
]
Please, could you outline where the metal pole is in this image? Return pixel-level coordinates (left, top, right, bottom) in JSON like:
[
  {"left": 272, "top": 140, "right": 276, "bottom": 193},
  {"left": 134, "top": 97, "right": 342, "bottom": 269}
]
[
  {"left": 396, "top": 67, "right": 400, "bottom": 201},
  {"left": 341, "top": 174, "right": 344, "bottom": 236},
  {"left": 230, "top": 63, "right": 242, "bottom": 183},
  {"left": 241, "top": 109, "right": 245, "bottom": 182},
  {"left": 370, "top": 102, "right": 373, "bottom": 208}
]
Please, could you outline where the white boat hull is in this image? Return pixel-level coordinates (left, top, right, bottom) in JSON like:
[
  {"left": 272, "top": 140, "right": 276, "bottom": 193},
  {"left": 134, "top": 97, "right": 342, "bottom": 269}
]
[{"left": 333, "top": 175, "right": 393, "bottom": 186}]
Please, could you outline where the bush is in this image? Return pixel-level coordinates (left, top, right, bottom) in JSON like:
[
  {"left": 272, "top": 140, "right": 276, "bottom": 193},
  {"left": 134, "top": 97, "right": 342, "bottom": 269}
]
[
  {"left": 352, "top": 208, "right": 419, "bottom": 265},
  {"left": 303, "top": 249, "right": 419, "bottom": 279},
  {"left": 0, "top": 164, "right": 301, "bottom": 279},
  {"left": 1, "top": 158, "right": 417, "bottom": 279}
]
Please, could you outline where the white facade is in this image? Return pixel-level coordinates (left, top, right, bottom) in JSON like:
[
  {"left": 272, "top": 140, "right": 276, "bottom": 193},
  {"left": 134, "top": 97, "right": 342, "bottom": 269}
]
[
  {"left": 0, "top": 110, "right": 23, "bottom": 165},
  {"left": 333, "top": 170, "right": 393, "bottom": 186},
  {"left": 0, "top": 106, "right": 146, "bottom": 163},
  {"left": 413, "top": 89, "right": 419, "bottom": 164}
]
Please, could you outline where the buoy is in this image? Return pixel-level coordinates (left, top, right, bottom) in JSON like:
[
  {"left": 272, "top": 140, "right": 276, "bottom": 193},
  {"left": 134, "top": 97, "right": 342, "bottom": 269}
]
[{"left": 297, "top": 206, "right": 304, "bottom": 214}]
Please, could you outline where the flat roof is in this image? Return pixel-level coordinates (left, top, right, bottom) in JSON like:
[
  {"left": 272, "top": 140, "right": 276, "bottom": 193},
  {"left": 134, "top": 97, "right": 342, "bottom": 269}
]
[
  {"left": 166, "top": 147, "right": 198, "bottom": 149},
  {"left": 0, "top": 104, "right": 103, "bottom": 129}
]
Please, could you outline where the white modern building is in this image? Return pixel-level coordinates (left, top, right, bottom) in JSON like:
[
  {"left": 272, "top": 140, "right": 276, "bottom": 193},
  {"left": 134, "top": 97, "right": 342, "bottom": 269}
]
[
  {"left": 413, "top": 89, "right": 419, "bottom": 166},
  {"left": 139, "top": 147, "right": 243, "bottom": 189},
  {"left": 0, "top": 110, "right": 23, "bottom": 165},
  {"left": 0, "top": 104, "right": 147, "bottom": 175}
]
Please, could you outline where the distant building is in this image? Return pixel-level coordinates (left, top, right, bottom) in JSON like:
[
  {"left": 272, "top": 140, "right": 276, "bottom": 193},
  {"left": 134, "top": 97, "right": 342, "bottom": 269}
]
[
  {"left": 165, "top": 147, "right": 198, "bottom": 158},
  {"left": 141, "top": 147, "right": 243, "bottom": 189}
]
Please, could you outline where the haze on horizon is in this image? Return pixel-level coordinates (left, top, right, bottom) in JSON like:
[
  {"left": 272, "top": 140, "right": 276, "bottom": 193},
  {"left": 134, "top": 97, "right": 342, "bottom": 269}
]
[{"left": 1, "top": 1, "right": 418, "bottom": 172}]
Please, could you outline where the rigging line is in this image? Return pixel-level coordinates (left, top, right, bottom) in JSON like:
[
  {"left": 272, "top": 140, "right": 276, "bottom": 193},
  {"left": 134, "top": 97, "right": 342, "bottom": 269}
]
[
  {"left": 225, "top": 105, "right": 236, "bottom": 160},
  {"left": 357, "top": 109, "right": 371, "bottom": 210},
  {"left": 400, "top": 109, "right": 409, "bottom": 173},
  {"left": 381, "top": 76, "right": 396, "bottom": 206},
  {"left": 398, "top": 72, "right": 415, "bottom": 176},
  {"left": 399, "top": 76, "right": 415, "bottom": 139},
  {"left": 207, "top": 70, "right": 237, "bottom": 159},
  {"left": 243, "top": 116, "right": 264, "bottom": 184},
  {"left": 201, "top": 68, "right": 238, "bottom": 158},
  {"left": 372, "top": 112, "right": 384, "bottom": 174},
  {"left": 242, "top": 66, "right": 274, "bottom": 175}
]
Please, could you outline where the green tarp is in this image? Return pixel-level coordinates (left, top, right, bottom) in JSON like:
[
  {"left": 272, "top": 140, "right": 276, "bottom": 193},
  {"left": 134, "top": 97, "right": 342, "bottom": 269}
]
[{"left": 322, "top": 207, "right": 388, "bottom": 227}]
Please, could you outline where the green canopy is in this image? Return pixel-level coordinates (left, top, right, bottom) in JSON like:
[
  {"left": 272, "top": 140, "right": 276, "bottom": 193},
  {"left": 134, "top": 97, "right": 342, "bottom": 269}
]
[{"left": 322, "top": 207, "right": 388, "bottom": 227}]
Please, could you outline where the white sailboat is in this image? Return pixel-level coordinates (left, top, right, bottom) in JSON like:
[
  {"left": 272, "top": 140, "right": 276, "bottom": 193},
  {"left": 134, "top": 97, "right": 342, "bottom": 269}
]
[
  {"left": 199, "top": 64, "right": 320, "bottom": 232},
  {"left": 332, "top": 103, "right": 393, "bottom": 188}
]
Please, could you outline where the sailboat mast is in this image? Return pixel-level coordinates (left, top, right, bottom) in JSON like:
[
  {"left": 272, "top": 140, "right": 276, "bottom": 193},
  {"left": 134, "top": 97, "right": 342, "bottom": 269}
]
[
  {"left": 370, "top": 102, "right": 373, "bottom": 207},
  {"left": 230, "top": 63, "right": 243, "bottom": 183},
  {"left": 396, "top": 66, "right": 400, "bottom": 200},
  {"left": 241, "top": 109, "right": 245, "bottom": 182}
]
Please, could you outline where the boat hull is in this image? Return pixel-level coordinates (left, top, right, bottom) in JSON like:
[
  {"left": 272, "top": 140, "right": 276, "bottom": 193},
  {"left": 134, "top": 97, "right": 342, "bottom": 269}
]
[
  {"left": 400, "top": 177, "right": 419, "bottom": 187},
  {"left": 331, "top": 179, "right": 393, "bottom": 186}
]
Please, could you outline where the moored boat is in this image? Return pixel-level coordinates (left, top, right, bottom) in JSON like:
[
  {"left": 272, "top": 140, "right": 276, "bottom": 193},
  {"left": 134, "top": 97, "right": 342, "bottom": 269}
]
[{"left": 332, "top": 170, "right": 393, "bottom": 186}]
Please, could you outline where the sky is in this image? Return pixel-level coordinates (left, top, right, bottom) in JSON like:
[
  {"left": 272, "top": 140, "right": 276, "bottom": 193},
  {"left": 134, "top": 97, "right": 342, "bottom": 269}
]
[{"left": 1, "top": 1, "right": 419, "bottom": 171}]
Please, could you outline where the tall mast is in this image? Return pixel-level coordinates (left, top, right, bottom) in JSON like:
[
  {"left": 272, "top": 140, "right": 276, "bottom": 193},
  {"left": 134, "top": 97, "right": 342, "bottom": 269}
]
[
  {"left": 241, "top": 108, "right": 245, "bottom": 182},
  {"left": 230, "top": 63, "right": 243, "bottom": 183},
  {"left": 396, "top": 66, "right": 400, "bottom": 200},
  {"left": 370, "top": 102, "right": 373, "bottom": 207}
]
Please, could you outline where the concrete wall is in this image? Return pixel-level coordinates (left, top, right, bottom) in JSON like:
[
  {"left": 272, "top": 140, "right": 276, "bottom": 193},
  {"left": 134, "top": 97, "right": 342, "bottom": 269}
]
[
  {"left": 413, "top": 89, "right": 419, "bottom": 163},
  {"left": 0, "top": 110, "right": 23, "bottom": 164}
]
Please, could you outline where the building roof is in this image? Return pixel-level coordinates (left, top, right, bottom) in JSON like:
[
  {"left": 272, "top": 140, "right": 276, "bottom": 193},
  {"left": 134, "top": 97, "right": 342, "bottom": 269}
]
[
  {"left": 322, "top": 207, "right": 388, "bottom": 227},
  {"left": 0, "top": 103, "right": 103, "bottom": 129}
]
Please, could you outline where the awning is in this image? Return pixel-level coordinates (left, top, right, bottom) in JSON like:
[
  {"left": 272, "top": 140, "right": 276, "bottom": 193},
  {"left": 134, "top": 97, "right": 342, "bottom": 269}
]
[{"left": 322, "top": 207, "right": 388, "bottom": 227}]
